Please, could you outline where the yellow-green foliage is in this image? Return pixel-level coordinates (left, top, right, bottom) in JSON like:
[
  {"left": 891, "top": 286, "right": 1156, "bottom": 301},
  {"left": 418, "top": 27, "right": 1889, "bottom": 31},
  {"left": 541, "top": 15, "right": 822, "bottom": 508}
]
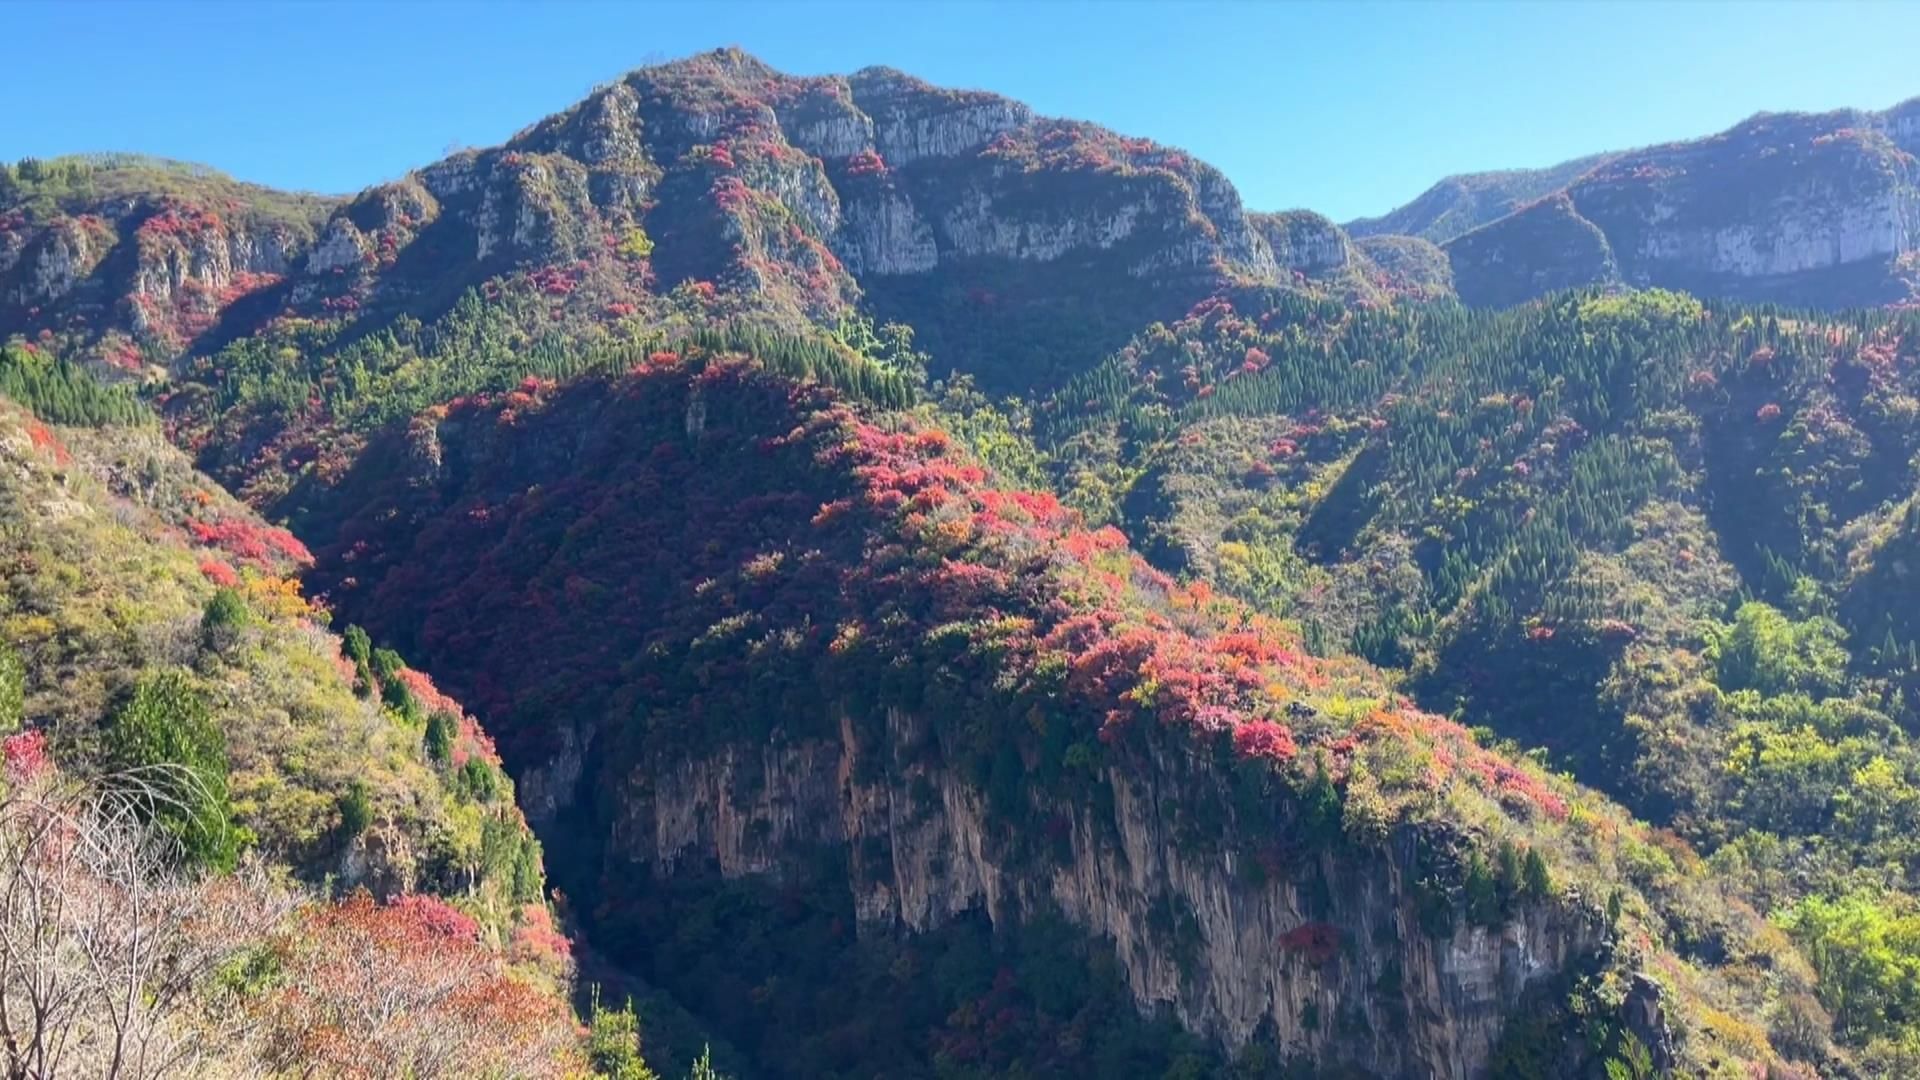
[
  {"left": 0, "top": 404, "right": 544, "bottom": 939},
  {"left": 617, "top": 225, "right": 656, "bottom": 260}
]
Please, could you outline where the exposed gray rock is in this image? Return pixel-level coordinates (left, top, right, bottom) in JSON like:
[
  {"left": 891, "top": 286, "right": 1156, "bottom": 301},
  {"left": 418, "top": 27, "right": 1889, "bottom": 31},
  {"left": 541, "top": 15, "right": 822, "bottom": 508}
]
[
  {"left": 597, "top": 707, "right": 1603, "bottom": 1077},
  {"left": 306, "top": 218, "right": 369, "bottom": 274},
  {"left": 1252, "top": 211, "right": 1354, "bottom": 275},
  {"left": 836, "top": 190, "right": 938, "bottom": 274},
  {"left": 849, "top": 68, "right": 1034, "bottom": 167}
]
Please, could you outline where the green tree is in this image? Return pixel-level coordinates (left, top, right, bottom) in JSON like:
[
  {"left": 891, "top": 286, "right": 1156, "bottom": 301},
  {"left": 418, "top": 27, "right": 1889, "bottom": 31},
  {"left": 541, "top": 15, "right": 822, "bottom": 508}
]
[
  {"left": 107, "top": 669, "right": 239, "bottom": 871},
  {"left": 0, "top": 642, "right": 22, "bottom": 733},
  {"left": 1464, "top": 851, "right": 1501, "bottom": 926},
  {"left": 1522, "top": 848, "right": 1552, "bottom": 899},
  {"left": 586, "top": 990, "right": 659, "bottom": 1080},
  {"left": 424, "top": 709, "right": 456, "bottom": 765},
  {"left": 338, "top": 779, "right": 373, "bottom": 838},
  {"left": 1707, "top": 602, "right": 1847, "bottom": 697},
  {"left": 458, "top": 757, "right": 501, "bottom": 804},
  {"left": 1604, "top": 1032, "right": 1656, "bottom": 1080},
  {"left": 1779, "top": 889, "right": 1920, "bottom": 1042},
  {"left": 342, "top": 625, "right": 373, "bottom": 695},
  {"left": 200, "top": 587, "right": 252, "bottom": 654},
  {"left": 370, "top": 647, "right": 417, "bottom": 716}
]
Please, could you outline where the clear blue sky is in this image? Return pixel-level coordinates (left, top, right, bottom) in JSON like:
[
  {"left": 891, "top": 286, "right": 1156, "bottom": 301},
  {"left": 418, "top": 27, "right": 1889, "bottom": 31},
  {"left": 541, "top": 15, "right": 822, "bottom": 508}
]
[{"left": 10, "top": 1, "right": 1920, "bottom": 222}]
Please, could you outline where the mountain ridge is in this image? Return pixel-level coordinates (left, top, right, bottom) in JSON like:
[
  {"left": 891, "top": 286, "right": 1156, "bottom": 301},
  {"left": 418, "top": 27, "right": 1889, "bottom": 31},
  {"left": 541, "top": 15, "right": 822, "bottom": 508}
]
[{"left": 9, "top": 46, "right": 1920, "bottom": 1078}]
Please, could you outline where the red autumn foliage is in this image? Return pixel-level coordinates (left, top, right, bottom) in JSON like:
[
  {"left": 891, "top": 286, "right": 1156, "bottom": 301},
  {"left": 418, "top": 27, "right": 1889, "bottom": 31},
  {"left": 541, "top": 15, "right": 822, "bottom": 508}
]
[
  {"left": 1232, "top": 720, "right": 1299, "bottom": 762},
  {"left": 398, "top": 668, "right": 463, "bottom": 720},
  {"left": 3, "top": 730, "right": 51, "bottom": 784},
  {"left": 188, "top": 517, "right": 314, "bottom": 569},
  {"left": 199, "top": 559, "right": 241, "bottom": 588},
  {"left": 102, "top": 338, "right": 144, "bottom": 372},
  {"left": 259, "top": 889, "right": 576, "bottom": 1077},
  {"left": 527, "top": 265, "right": 577, "bottom": 297},
  {"left": 24, "top": 422, "right": 70, "bottom": 464},
  {"left": 387, "top": 893, "right": 481, "bottom": 941},
  {"left": 313, "top": 359, "right": 1582, "bottom": 864},
  {"left": 509, "top": 902, "right": 573, "bottom": 963}
]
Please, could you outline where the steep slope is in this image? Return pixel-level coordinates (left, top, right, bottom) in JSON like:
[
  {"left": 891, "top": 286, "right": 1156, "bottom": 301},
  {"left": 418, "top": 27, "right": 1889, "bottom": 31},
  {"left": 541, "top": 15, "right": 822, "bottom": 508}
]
[
  {"left": 0, "top": 342, "right": 582, "bottom": 1075},
  {"left": 0, "top": 154, "right": 336, "bottom": 365},
  {"left": 1346, "top": 152, "right": 1619, "bottom": 244},
  {"left": 1445, "top": 193, "right": 1620, "bottom": 308},
  {"left": 1247, "top": 210, "right": 1401, "bottom": 304},
  {"left": 1436, "top": 101, "right": 1920, "bottom": 308},
  {"left": 1035, "top": 287, "right": 1920, "bottom": 1072},
  {"left": 8, "top": 50, "right": 1284, "bottom": 403},
  {"left": 279, "top": 347, "right": 1820, "bottom": 1078}
]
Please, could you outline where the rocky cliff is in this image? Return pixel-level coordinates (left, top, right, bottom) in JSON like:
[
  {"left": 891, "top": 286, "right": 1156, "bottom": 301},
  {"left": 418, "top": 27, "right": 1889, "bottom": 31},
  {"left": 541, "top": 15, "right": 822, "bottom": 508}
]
[
  {"left": 14, "top": 61, "right": 1916, "bottom": 400},
  {"left": 587, "top": 705, "right": 1600, "bottom": 1078},
  {"left": 290, "top": 355, "right": 1796, "bottom": 1077},
  {"left": 3, "top": 52, "right": 1314, "bottom": 398},
  {"left": 0, "top": 156, "right": 334, "bottom": 364},
  {"left": 1431, "top": 101, "right": 1920, "bottom": 308},
  {"left": 1250, "top": 210, "right": 1353, "bottom": 277}
]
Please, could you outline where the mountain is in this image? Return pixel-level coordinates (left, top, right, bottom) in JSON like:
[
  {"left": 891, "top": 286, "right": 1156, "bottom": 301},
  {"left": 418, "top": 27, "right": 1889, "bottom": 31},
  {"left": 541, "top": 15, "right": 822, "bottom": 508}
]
[
  {"left": 1346, "top": 152, "right": 1620, "bottom": 245},
  {"left": 1032, "top": 286, "right": 1920, "bottom": 1074},
  {"left": 0, "top": 154, "right": 336, "bottom": 363},
  {"left": 1360, "top": 101, "right": 1920, "bottom": 309},
  {"left": 8, "top": 46, "right": 1920, "bottom": 1079},
  {"left": 0, "top": 341, "right": 584, "bottom": 1076},
  {"left": 286, "top": 349, "right": 1804, "bottom": 1078}
]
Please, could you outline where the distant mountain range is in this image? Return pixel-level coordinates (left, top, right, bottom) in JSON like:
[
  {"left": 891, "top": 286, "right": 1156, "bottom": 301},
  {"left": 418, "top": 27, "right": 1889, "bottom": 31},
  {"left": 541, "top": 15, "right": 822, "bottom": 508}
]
[{"left": 1352, "top": 100, "right": 1920, "bottom": 307}]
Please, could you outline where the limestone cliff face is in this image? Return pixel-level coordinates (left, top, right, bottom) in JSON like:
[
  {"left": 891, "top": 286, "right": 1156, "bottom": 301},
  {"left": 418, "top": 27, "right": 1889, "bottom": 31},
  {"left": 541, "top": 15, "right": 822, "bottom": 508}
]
[
  {"left": 1435, "top": 100, "right": 1920, "bottom": 308},
  {"left": 816, "top": 67, "right": 1276, "bottom": 287},
  {"left": 1573, "top": 111, "right": 1919, "bottom": 291},
  {"left": 339, "top": 51, "right": 1278, "bottom": 315},
  {"left": 8, "top": 216, "right": 108, "bottom": 305},
  {"left": 527, "top": 705, "right": 1604, "bottom": 1079},
  {"left": 5, "top": 205, "right": 295, "bottom": 313},
  {"left": 848, "top": 67, "right": 1034, "bottom": 168},
  {"left": 1250, "top": 210, "right": 1354, "bottom": 276},
  {"left": 0, "top": 176, "right": 326, "bottom": 360},
  {"left": 132, "top": 215, "right": 296, "bottom": 305}
]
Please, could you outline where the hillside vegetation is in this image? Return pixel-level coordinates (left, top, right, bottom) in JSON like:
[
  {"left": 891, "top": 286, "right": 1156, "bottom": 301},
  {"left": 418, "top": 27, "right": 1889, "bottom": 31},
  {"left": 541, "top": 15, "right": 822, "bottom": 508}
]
[{"left": 6, "top": 47, "right": 1920, "bottom": 1079}]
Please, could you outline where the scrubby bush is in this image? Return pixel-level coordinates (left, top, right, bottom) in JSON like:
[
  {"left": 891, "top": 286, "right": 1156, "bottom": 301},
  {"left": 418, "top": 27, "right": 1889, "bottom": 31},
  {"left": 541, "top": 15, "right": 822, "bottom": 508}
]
[{"left": 106, "top": 670, "right": 239, "bottom": 872}]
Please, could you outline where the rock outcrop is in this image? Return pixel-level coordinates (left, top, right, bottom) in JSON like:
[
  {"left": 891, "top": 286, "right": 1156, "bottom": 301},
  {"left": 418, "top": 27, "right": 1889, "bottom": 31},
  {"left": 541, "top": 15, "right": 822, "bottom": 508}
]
[
  {"left": 0, "top": 157, "right": 334, "bottom": 362},
  {"left": 302, "top": 362, "right": 1702, "bottom": 1079},
  {"left": 581, "top": 706, "right": 1600, "bottom": 1078},
  {"left": 1250, "top": 210, "right": 1353, "bottom": 276},
  {"left": 1429, "top": 101, "right": 1920, "bottom": 308}
]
